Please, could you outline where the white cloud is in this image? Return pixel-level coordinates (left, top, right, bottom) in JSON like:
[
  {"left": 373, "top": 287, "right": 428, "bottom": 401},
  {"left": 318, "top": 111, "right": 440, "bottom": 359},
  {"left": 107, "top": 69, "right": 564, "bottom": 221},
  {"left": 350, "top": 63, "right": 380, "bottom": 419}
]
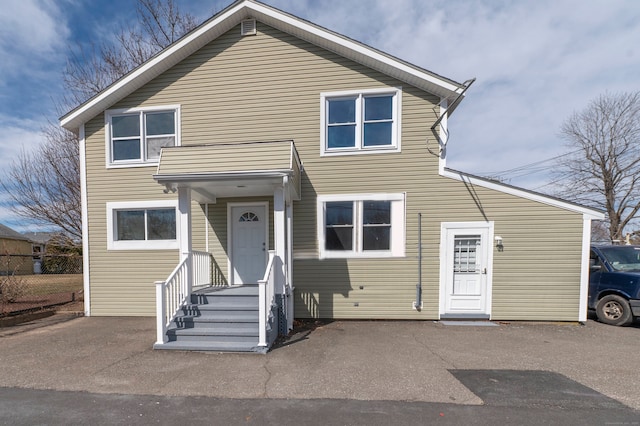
[
  {"left": 266, "top": 0, "right": 640, "bottom": 188},
  {"left": 0, "top": 0, "right": 70, "bottom": 77}
]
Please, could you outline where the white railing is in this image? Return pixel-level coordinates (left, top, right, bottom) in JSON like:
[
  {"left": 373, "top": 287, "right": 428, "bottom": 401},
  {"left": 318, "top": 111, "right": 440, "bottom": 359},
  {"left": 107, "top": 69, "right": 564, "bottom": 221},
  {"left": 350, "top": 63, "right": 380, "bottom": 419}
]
[
  {"left": 155, "top": 251, "right": 213, "bottom": 345},
  {"left": 257, "top": 250, "right": 277, "bottom": 347},
  {"left": 192, "top": 250, "right": 212, "bottom": 289}
]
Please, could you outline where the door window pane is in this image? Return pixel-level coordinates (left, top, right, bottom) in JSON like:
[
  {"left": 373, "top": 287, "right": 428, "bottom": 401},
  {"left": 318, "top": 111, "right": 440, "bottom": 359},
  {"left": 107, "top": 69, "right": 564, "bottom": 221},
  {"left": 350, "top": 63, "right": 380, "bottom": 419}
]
[{"left": 454, "top": 236, "right": 480, "bottom": 273}]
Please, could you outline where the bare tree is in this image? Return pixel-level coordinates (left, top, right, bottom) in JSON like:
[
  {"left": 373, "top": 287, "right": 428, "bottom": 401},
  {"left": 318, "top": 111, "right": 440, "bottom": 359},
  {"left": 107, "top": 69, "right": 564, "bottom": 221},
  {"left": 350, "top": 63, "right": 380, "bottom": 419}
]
[
  {"left": 64, "top": 0, "right": 198, "bottom": 107},
  {"left": 554, "top": 92, "right": 640, "bottom": 242},
  {"left": 4, "top": 125, "right": 82, "bottom": 241},
  {"left": 3, "top": 0, "right": 199, "bottom": 244}
]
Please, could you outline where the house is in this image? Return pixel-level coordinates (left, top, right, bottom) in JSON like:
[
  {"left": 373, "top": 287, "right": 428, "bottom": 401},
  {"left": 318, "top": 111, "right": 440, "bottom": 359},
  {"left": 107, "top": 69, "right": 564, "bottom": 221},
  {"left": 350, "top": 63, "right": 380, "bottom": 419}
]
[
  {"left": 0, "top": 224, "right": 33, "bottom": 276},
  {"left": 60, "top": 0, "right": 604, "bottom": 352}
]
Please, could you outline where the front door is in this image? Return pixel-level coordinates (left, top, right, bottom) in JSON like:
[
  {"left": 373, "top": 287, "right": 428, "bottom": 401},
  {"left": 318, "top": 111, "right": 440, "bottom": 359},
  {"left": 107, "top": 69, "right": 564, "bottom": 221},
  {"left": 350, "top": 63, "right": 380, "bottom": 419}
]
[
  {"left": 441, "top": 223, "right": 492, "bottom": 318},
  {"left": 230, "top": 204, "right": 267, "bottom": 285}
]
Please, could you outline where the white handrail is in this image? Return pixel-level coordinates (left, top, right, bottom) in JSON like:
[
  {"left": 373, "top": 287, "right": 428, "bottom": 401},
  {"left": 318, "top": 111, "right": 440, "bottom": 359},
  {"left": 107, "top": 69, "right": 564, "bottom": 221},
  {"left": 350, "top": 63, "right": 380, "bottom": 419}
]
[
  {"left": 155, "top": 255, "right": 190, "bottom": 345},
  {"left": 192, "top": 250, "right": 212, "bottom": 288},
  {"left": 257, "top": 251, "right": 276, "bottom": 347}
]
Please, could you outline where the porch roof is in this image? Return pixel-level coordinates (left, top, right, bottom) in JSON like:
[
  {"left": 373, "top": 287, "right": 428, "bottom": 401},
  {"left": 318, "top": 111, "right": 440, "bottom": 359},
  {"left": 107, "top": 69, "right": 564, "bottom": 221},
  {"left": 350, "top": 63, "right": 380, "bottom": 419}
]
[{"left": 153, "top": 140, "right": 302, "bottom": 203}]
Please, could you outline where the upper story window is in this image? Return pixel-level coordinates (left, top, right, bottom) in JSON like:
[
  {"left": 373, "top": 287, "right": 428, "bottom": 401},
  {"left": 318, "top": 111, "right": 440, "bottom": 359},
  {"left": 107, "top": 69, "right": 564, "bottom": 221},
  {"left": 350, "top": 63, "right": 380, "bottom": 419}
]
[
  {"left": 321, "top": 88, "right": 401, "bottom": 156},
  {"left": 106, "top": 106, "right": 180, "bottom": 167}
]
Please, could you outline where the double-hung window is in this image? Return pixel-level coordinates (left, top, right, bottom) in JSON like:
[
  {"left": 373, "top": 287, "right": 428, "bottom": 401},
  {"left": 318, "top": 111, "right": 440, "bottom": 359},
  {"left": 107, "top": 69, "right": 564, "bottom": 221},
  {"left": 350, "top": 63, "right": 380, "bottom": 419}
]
[
  {"left": 321, "top": 88, "right": 401, "bottom": 155},
  {"left": 106, "top": 106, "right": 179, "bottom": 166},
  {"left": 107, "top": 201, "right": 179, "bottom": 250},
  {"left": 318, "top": 194, "right": 405, "bottom": 258}
]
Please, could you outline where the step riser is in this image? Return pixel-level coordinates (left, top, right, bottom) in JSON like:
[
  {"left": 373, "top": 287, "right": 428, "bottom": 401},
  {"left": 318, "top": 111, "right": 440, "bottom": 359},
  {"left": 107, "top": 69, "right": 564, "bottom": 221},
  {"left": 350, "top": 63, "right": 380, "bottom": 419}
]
[
  {"left": 181, "top": 307, "right": 258, "bottom": 316},
  {"left": 174, "top": 318, "right": 258, "bottom": 328},
  {"left": 176, "top": 312, "right": 258, "bottom": 321},
  {"left": 167, "top": 334, "right": 258, "bottom": 343},
  {"left": 191, "top": 295, "right": 258, "bottom": 305}
]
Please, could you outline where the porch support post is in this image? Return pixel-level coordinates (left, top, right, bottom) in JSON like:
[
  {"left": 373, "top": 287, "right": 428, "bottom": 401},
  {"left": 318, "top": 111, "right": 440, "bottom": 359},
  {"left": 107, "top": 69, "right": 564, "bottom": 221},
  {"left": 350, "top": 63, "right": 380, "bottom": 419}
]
[
  {"left": 273, "top": 185, "right": 286, "bottom": 296},
  {"left": 178, "top": 187, "right": 192, "bottom": 294},
  {"left": 285, "top": 199, "right": 294, "bottom": 332}
]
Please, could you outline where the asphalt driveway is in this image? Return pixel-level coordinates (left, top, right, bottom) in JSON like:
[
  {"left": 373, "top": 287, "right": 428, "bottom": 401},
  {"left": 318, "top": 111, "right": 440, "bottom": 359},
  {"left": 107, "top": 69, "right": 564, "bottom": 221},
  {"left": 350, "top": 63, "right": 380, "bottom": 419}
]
[{"left": 0, "top": 315, "right": 638, "bottom": 412}]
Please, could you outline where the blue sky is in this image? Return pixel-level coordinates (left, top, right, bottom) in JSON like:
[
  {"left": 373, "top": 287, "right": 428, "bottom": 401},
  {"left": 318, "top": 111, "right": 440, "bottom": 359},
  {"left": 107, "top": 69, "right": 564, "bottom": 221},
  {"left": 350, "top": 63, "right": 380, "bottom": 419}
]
[{"left": 1, "top": 0, "right": 639, "bottom": 231}]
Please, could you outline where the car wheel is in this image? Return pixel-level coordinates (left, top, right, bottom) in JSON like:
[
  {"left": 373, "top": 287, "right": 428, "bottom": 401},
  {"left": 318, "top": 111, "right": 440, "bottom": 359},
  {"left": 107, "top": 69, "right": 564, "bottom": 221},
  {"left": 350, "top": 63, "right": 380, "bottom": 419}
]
[{"left": 595, "top": 295, "right": 633, "bottom": 326}]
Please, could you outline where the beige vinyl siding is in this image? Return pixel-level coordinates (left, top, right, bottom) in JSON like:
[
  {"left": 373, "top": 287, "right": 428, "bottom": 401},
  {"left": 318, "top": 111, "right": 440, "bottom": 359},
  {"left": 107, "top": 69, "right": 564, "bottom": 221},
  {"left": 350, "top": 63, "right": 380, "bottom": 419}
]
[
  {"left": 157, "top": 141, "right": 293, "bottom": 175},
  {"left": 83, "top": 120, "right": 206, "bottom": 316},
  {"left": 83, "top": 21, "right": 585, "bottom": 320}
]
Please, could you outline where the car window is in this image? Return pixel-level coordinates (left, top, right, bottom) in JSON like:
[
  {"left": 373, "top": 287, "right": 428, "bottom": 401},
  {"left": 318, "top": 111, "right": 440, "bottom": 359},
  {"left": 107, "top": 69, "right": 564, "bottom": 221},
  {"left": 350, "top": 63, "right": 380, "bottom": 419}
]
[{"left": 598, "top": 247, "right": 640, "bottom": 272}]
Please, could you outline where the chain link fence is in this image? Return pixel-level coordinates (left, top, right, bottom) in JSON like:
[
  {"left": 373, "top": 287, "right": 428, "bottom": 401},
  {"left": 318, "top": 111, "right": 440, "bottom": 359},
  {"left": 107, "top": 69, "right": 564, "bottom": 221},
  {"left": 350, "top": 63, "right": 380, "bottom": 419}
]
[{"left": 0, "top": 253, "right": 83, "bottom": 316}]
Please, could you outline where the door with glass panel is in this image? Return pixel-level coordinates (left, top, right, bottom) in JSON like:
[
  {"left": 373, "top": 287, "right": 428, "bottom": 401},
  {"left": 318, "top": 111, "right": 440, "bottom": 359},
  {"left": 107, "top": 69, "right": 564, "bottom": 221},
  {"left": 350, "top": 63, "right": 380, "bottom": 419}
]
[{"left": 442, "top": 225, "right": 491, "bottom": 317}]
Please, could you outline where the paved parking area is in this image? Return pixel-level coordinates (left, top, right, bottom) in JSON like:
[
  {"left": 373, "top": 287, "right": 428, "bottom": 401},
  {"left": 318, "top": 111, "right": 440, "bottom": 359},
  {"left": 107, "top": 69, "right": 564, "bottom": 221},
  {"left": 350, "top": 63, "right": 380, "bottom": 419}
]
[{"left": 0, "top": 315, "right": 638, "bottom": 411}]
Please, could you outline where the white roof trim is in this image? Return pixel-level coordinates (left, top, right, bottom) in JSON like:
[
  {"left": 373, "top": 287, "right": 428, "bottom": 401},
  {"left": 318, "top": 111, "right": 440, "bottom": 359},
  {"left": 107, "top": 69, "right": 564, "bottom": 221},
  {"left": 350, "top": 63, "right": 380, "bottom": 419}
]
[
  {"left": 440, "top": 168, "right": 605, "bottom": 220},
  {"left": 60, "top": 0, "right": 465, "bottom": 131}
]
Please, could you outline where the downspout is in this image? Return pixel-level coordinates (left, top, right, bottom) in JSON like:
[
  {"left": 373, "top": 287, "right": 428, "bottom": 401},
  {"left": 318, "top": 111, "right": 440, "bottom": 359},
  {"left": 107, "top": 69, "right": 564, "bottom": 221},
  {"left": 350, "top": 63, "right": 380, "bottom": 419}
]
[{"left": 413, "top": 213, "right": 423, "bottom": 310}]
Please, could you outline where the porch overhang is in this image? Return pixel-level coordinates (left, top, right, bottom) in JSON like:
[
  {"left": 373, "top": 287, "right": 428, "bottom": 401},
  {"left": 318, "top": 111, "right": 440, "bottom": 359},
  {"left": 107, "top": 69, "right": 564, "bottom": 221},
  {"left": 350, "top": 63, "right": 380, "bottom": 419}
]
[{"left": 153, "top": 140, "right": 302, "bottom": 203}]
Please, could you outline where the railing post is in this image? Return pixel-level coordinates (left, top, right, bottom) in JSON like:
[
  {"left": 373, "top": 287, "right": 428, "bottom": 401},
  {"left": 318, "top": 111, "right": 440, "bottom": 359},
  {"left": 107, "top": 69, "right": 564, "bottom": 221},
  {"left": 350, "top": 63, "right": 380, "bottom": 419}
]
[
  {"left": 155, "top": 280, "right": 167, "bottom": 344},
  {"left": 258, "top": 278, "right": 267, "bottom": 346}
]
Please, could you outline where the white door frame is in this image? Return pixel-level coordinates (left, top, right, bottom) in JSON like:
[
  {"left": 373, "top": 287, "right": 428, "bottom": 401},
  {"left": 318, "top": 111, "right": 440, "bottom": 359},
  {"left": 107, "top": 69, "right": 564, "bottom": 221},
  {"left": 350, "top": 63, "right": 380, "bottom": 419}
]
[
  {"left": 227, "top": 201, "right": 269, "bottom": 285},
  {"left": 439, "top": 221, "right": 494, "bottom": 319}
]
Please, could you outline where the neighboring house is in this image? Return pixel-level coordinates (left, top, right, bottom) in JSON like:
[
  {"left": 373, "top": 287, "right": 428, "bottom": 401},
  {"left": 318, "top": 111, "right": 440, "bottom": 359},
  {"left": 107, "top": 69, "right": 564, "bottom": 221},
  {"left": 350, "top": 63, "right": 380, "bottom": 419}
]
[
  {"left": 60, "top": 0, "right": 603, "bottom": 352},
  {"left": 23, "top": 231, "right": 60, "bottom": 255},
  {"left": 0, "top": 224, "right": 33, "bottom": 276}
]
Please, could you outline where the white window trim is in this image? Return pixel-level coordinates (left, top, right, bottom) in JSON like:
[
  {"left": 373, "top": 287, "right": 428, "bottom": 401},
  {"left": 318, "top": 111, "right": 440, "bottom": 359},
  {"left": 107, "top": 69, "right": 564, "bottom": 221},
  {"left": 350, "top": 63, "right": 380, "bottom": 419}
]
[
  {"left": 317, "top": 193, "right": 405, "bottom": 259},
  {"left": 320, "top": 87, "right": 402, "bottom": 156},
  {"left": 106, "top": 200, "right": 180, "bottom": 250},
  {"left": 105, "top": 105, "right": 181, "bottom": 168}
]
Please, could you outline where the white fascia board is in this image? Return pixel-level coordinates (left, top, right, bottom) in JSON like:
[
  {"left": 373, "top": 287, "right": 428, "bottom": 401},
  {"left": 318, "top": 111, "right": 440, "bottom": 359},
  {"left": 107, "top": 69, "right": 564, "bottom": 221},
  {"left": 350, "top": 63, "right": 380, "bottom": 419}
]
[
  {"left": 440, "top": 168, "right": 605, "bottom": 219},
  {"left": 153, "top": 169, "right": 293, "bottom": 184}
]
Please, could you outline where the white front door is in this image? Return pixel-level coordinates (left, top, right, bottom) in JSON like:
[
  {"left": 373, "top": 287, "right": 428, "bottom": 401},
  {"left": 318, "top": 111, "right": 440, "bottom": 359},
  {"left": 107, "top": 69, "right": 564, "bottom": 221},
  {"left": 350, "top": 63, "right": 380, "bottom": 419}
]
[
  {"left": 230, "top": 204, "right": 267, "bottom": 285},
  {"left": 441, "top": 223, "right": 492, "bottom": 318}
]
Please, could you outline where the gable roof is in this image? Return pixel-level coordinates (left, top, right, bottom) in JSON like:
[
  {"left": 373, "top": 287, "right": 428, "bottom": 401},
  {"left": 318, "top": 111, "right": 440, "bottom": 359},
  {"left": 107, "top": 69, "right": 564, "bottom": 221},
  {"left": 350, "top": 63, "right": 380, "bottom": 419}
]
[
  {"left": 60, "top": 0, "right": 467, "bottom": 131},
  {"left": 0, "top": 224, "right": 30, "bottom": 242}
]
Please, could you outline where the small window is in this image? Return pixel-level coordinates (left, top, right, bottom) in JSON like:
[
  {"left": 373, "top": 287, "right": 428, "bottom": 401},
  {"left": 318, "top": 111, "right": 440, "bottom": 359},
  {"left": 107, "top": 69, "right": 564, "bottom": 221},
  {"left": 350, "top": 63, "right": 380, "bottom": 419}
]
[
  {"left": 239, "top": 212, "right": 260, "bottom": 222},
  {"left": 106, "top": 106, "right": 179, "bottom": 167},
  {"left": 107, "top": 201, "right": 178, "bottom": 250},
  {"left": 318, "top": 194, "right": 405, "bottom": 258},
  {"left": 321, "top": 88, "right": 401, "bottom": 155}
]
